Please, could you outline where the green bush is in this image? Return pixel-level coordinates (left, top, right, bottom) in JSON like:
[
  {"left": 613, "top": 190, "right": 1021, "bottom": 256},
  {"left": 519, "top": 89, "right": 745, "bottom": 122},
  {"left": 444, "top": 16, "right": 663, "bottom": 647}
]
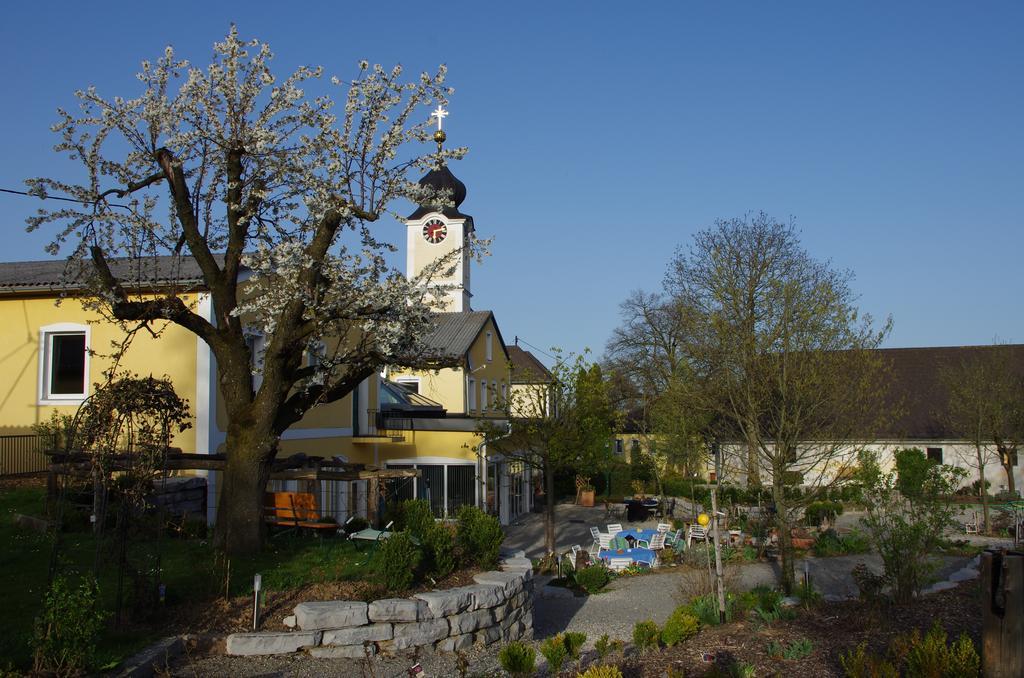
[
  {"left": 374, "top": 530, "right": 422, "bottom": 592},
  {"left": 805, "top": 500, "right": 844, "bottom": 527},
  {"left": 904, "top": 623, "right": 980, "bottom": 678},
  {"left": 813, "top": 529, "right": 870, "bottom": 557},
  {"left": 394, "top": 499, "right": 436, "bottom": 537},
  {"left": 840, "top": 642, "right": 898, "bottom": 678},
  {"left": 424, "top": 522, "right": 457, "bottom": 579},
  {"left": 32, "top": 575, "right": 108, "bottom": 676},
  {"left": 594, "top": 633, "right": 612, "bottom": 660},
  {"left": 563, "top": 631, "right": 587, "bottom": 659},
  {"left": 576, "top": 564, "right": 611, "bottom": 594},
  {"left": 661, "top": 607, "right": 700, "bottom": 646},
  {"left": 455, "top": 505, "right": 503, "bottom": 568},
  {"left": 894, "top": 448, "right": 937, "bottom": 503},
  {"left": 539, "top": 634, "right": 569, "bottom": 673},
  {"left": 498, "top": 641, "right": 535, "bottom": 677},
  {"left": 578, "top": 666, "right": 624, "bottom": 678},
  {"left": 632, "top": 620, "right": 660, "bottom": 651}
]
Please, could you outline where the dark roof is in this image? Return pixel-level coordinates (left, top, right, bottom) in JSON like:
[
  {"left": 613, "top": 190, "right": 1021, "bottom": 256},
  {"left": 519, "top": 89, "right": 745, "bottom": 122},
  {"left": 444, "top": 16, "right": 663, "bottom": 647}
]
[
  {"left": 879, "top": 344, "right": 1024, "bottom": 439},
  {"left": 406, "top": 164, "right": 475, "bottom": 230},
  {"left": 0, "top": 255, "right": 213, "bottom": 293},
  {"left": 507, "top": 345, "right": 553, "bottom": 384},
  {"left": 419, "top": 311, "right": 495, "bottom": 359},
  {"left": 379, "top": 379, "right": 446, "bottom": 416}
]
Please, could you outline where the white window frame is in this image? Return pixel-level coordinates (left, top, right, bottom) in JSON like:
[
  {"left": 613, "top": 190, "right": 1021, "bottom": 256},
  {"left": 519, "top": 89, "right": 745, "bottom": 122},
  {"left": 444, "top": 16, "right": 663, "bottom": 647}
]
[
  {"left": 481, "top": 380, "right": 488, "bottom": 411},
  {"left": 468, "top": 377, "right": 477, "bottom": 412},
  {"left": 38, "top": 323, "right": 90, "bottom": 405},
  {"left": 394, "top": 377, "right": 421, "bottom": 394},
  {"left": 486, "top": 331, "right": 493, "bottom": 362},
  {"left": 245, "top": 332, "right": 266, "bottom": 391},
  {"left": 501, "top": 381, "right": 508, "bottom": 407}
]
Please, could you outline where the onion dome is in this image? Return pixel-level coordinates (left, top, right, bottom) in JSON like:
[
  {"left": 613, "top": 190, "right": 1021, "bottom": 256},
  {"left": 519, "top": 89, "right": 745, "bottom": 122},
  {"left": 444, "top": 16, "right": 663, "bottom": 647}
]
[{"left": 407, "top": 164, "right": 474, "bottom": 230}]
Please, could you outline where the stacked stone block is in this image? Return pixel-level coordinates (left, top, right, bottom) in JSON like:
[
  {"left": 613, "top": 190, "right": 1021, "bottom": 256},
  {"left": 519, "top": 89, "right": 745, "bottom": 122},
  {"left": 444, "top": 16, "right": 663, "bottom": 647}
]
[{"left": 226, "top": 556, "right": 534, "bottom": 657}]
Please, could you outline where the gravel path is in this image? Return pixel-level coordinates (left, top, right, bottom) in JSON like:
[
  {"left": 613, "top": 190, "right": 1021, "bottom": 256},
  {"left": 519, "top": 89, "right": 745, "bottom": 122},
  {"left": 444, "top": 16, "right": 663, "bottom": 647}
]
[{"left": 533, "top": 553, "right": 972, "bottom": 640}]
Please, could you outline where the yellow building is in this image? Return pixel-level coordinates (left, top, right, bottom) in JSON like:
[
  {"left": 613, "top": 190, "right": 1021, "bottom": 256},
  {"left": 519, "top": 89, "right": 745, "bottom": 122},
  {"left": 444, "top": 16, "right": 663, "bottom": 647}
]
[{"left": 0, "top": 159, "right": 546, "bottom": 526}]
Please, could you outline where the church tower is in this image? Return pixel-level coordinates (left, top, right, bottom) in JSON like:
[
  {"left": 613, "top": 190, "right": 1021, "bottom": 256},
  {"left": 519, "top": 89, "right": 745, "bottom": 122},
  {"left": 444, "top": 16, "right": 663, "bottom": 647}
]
[{"left": 404, "top": 107, "right": 474, "bottom": 312}]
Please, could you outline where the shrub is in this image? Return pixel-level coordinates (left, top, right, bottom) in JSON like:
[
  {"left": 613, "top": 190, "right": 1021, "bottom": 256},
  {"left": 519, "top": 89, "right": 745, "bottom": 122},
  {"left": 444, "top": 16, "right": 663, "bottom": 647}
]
[
  {"left": 661, "top": 607, "right": 700, "bottom": 646},
  {"left": 851, "top": 563, "right": 886, "bottom": 603},
  {"left": 539, "top": 634, "right": 569, "bottom": 674},
  {"left": 903, "top": 623, "right": 980, "bottom": 678},
  {"left": 578, "top": 666, "right": 624, "bottom": 678},
  {"left": 894, "top": 448, "right": 937, "bottom": 503},
  {"left": 455, "top": 505, "right": 503, "bottom": 568},
  {"left": 394, "top": 499, "right": 436, "bottom": 538},
  {"left": 576, "top": 564, "right": 611, "bottom": 594},
  {"left": 594, "top": 634, "right": 612, "bottom": 660},
  {"left": 840, "top": 642, "right": 898, "bottom": 678},
  {"left": 632, "top": 620, "right": 660, "bottom": 651},
  {"left": 32, "top": 575, "right": 108, "bottom": 676},
  {"left": 374, "top": 530, "right": 422, "bottom": 592},
  {"left": 563, "top": 631, "right": 587, "bottom": 659},
  {"left": 498, "top": 641, "right": 535, "bottom": 677},
  {"left": 805, "top": 501, "right": 843, "bottom": 527},
  {"left": 423, "top": 522, "right": 457, "bottom": 579}
]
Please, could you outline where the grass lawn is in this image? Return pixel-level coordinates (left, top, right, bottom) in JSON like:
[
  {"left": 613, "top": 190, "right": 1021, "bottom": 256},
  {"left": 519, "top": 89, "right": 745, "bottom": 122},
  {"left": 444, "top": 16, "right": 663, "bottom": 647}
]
[{"left": 0, "top": 479, "right": 374, "bottom": 672}]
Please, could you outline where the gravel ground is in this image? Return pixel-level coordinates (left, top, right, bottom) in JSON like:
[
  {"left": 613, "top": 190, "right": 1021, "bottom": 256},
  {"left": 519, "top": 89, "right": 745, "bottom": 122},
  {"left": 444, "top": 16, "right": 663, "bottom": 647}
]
[{"left": 166, "top": 553, "right": 973, "bottom": 677}]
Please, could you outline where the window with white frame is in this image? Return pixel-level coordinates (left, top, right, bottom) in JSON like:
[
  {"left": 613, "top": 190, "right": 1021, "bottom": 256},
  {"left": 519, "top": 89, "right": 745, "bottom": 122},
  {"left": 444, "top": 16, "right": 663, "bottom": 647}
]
[
  {"left": 486, "top": 331, "right": 493, "bottom": 362},
  {"left": 394, "top": 377, "right": 420, "bottom": 394},
  {"left": 468, "top": 377, "right": 477, "bottom": 412},
  {"left": 39, "top": 323, "right": 89, "bottom": 403},
  {"left": 481, "top": 380, "right": 488, "bottom": 411},
  {"left": 501, "top": 381, "right": 508, "bottom": 406}
]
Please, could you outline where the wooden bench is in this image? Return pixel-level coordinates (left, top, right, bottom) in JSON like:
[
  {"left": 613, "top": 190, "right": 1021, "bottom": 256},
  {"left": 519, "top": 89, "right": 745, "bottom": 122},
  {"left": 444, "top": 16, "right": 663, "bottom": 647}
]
[{"left": 264, "top": 491, "right": 337, "bottom": 537}]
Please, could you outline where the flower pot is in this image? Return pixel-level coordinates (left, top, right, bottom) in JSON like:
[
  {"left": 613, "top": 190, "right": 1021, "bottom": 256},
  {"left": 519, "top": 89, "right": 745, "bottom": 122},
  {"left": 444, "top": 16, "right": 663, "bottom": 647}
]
[{"left": 579, "top": 489, "right": 595, "bottom": 507}]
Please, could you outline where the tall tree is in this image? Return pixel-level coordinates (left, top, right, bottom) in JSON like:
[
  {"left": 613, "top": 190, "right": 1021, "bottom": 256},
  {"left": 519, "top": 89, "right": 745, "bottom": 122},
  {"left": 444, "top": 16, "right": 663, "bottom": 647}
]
[
  {"left": 25, "top": 29, "right": 473, "bottom": 554},
  {"left": 942, "top": 344, "right": 1024, "bottom": 531},
  {"left": 661, "top": 213, "right": 890, "bottom": 592},
  {"left": 481, "top": 354, "right": 615, "bottom": 555}
]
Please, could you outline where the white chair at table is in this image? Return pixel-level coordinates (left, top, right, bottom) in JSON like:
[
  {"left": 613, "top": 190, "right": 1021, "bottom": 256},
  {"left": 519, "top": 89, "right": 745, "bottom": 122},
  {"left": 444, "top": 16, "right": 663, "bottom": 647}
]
[
  {"left": 590, "top": 532, "right": 613, "bottom": 559},
  {"left": 686, "top": 524, "right": 708, "bottom": 548},
  {"left": 656, "top": 522, "right": 671, "bottom": 533},
  {"left": 638, "top": 531, "right": 667, "bottom": 550},
  {"left": 607, "top": 523, "right": 623, "bottom": 537},
  {"left": 589, "top": 526, "right": 603, "bottom": 553},
  {"left": 607, "top": 556, "right": 632, "bottom": 572}
]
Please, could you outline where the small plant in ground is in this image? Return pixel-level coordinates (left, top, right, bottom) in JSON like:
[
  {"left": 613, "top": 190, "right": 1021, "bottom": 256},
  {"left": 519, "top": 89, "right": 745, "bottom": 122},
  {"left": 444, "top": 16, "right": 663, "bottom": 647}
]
[
  {"left": 661, "top": 607, "right": 700, "bottom": 646},
  {"left": 733, "top": 662, "right": 757, "bottom": 678},
  {"left": 575, "top": 564, "right": 610, "bottom": 594},
  {"left": 903, "top": 623, "right": 980, "bottom": 678},
  {"left": 795, "top": 580, "right": 822, "bottom": 609},
  {"left": 498, "top": 641, "right": 535, "bottom": 678},
  {"left": 32, "top": 575, "right": 108, "bottom": 676},
  {"left": 578, "top": 666, "right": 624, "bottom": 678},
  {"left": 563, "top": 631, "right": 587, "bottom": 659},
  {"left": 539, "top": 634, "right": 569, "bottom": 674},
  {"left": 373, "top": 530, "right": 422, "bottom": 592},
  {"left": 851, "top": 563, "right": 886, "bottom": 604},
  {"left": 594, "top": 633, "right": 612, "bottom": 660},
  {"left": 632, "top": 620, "right": 660, "bottom": 651},
  {"left": 768, "top": 636, "right": 813, "bottom": 659},
  {"left": 840, "top": 642, "right": 898, "bottom": 678}
]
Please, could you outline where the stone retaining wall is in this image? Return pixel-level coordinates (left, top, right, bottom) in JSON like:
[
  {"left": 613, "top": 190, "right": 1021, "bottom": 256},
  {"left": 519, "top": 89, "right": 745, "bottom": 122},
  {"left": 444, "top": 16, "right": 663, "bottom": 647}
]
[{"left": 226, "top": 555, "right": 534, "bottom": 658}]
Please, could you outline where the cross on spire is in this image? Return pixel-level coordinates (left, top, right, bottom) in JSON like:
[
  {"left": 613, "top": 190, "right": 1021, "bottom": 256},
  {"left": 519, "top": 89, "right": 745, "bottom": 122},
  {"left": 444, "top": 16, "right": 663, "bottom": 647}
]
[{"left": 431, "top": 105, "right": 449, "bottom": 132}]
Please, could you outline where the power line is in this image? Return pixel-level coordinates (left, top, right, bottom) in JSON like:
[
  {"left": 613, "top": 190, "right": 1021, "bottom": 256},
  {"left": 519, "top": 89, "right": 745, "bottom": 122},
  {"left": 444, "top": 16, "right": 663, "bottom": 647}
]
[
  {"left": 513, "top": 335, "right": 559, "bottom": 363},
  {"left": 1, "top": 187, "right": 130, "bottom": 209}
]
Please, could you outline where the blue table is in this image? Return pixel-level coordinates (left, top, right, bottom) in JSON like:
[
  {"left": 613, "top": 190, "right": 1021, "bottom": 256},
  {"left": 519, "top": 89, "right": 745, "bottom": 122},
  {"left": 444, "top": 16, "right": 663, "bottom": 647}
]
[
  {"left": 598, "top": 546, "right": 658, "bottom": 567},
  {"left": 617, "top": 528, "right": 659, "bottom": 543}
]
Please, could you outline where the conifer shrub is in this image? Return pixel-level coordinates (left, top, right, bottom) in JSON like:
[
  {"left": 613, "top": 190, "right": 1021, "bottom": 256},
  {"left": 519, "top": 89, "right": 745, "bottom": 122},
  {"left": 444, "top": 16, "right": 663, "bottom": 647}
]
[
  {"left": 661, "top": 607, "right": 700, "bottom": 646},
  {"left": 455, "top": 505, "right": 503, "bottom": 568},
  {"left": 578, "top": 666, "right": 624, "bottom": 678},
  {"left": 563, "top": 631, "right": 587, "bottom": 659},
  {"left": 539, "top": 634, "right": 569, "bottom": 674},
  {"left": 632, "top": 620, "right": 660, "bottom": 651},
  {"left": 576, "top": 564, "right": 611, "bottom": 593},
  {"left": 497, "top": 641, "right": 535, "bottom": 677},
  {"left": 374, "top": 530, "right": 422, "bottom": 592}
]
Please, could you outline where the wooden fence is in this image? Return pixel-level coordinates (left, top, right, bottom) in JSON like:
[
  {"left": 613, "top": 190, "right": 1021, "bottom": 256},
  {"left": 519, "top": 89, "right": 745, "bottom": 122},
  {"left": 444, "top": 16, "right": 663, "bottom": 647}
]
[{"left": 0, "top": 435, "right": 47, "bottom": 477}]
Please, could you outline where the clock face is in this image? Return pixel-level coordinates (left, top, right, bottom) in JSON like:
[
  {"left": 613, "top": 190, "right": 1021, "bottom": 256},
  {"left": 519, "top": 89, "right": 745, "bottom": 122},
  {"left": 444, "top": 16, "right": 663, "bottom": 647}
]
[{"left": 422, "top": 219, "right": 447, "bottom": 244}]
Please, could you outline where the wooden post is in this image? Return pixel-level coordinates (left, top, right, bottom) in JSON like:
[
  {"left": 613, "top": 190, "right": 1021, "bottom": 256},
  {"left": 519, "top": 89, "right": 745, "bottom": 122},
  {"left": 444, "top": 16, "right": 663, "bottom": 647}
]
[
  {"left": 711, "top": 486, "right": 727, "bottom": 624},
  {"left": 366, "top": 477, "right": 380, "bottom": 529},
  {"left": 982, "top": 549, "right": 1024, "bottom": 677}
]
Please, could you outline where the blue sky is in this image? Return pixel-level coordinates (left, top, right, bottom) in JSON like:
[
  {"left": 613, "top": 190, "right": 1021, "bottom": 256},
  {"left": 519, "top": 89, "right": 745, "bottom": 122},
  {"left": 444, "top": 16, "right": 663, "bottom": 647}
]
[{"left": 1, "top": 2, "right": 1021, "bottom": 361}]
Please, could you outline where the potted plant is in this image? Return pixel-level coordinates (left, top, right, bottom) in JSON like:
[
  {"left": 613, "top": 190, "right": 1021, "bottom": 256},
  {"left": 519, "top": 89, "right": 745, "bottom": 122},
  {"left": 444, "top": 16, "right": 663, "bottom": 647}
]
[{"left": 576, "top": 475, "right": 595, "bottom": 507}]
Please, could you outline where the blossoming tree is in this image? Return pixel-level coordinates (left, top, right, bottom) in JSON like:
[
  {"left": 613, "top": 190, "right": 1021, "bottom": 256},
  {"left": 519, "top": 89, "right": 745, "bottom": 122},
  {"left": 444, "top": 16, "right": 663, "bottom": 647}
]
[{"left": 26, "top": 28, "right": 473, "bottom": 554}]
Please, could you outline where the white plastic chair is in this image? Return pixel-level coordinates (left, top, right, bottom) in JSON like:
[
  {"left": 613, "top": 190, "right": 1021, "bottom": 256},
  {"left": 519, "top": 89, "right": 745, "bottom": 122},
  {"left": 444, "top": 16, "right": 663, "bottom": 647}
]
[
  {"left": 607, "top": 523, "right": 623, "bottom": 536},
  {"left": 665, "top": 528, "right": 683, "bottom": 546},
  {"left": 598, "top": 533, "right": 613, "bottom": 549},
  {"left": 590, "top": 526, "right": 603, "bottom": 553},
  {"left": 687, "top": 524, "right": 707, "bottom": 548},
  {"left": 607, "top": 556, "right": 632, "bottom": 572},
  {"left": 639, "top": 532, "right": 666, "bottom": 550},
  {"left": 657, "top": 522, "right": 671, "bottom": 533}
]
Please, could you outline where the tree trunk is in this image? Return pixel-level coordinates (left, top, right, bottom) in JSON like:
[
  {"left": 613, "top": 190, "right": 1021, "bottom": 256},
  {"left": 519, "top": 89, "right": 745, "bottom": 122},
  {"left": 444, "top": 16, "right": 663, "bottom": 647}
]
[
  {"left": 772, "top": 473, "right": 795, "bottom": 593},
  {"left": 1000, "top": 446, "right": 1017, "bottom": 497},
  {"left": 544, "top": 457, "right": 556, "bottom": 555},
  {"left": 978, "top": 445, "right": 991, "bottom": 534},
  {"left": 215, "top": 424, "right": 277, "bottom": 556},
  {"left": 746, "top": 433, "right": 761, "bottom": 487}
]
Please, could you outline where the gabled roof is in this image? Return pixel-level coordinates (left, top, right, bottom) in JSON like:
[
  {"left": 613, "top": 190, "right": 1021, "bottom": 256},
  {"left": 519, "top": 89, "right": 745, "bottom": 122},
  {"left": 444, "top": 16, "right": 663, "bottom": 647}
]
[
  {"left": 418, "top": 310, "right": 510, "bottom": 364},
  {"left": 0, "top": 255, "right": 213, "bottom": 293},
  {"left": 879, "top": 344, "right": 1024, "bottom": 439},
  {"left": 507, "top": 345, "right": 553, "bottom": 384}
]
